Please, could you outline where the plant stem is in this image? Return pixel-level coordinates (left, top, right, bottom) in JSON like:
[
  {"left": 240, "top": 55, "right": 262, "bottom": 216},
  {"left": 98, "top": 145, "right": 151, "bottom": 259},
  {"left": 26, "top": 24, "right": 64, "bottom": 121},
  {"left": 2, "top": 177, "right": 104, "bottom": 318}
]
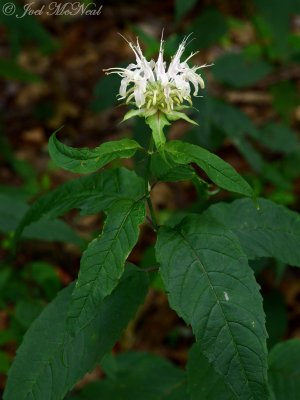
[
  {"left": 144, "top": 136, "right": 159, "bottom": 231},
  {"left": 147, "top": 196, "right": 158, "bottom": 231}
]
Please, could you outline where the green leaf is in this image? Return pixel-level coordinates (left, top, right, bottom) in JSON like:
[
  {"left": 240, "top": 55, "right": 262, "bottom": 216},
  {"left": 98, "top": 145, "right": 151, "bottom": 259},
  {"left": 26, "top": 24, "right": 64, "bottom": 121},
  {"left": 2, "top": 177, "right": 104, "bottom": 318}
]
[
  {"left": 190, "top": 8, "right": 228, "bottom": 50},
  {"left": 122, "top": 108, "right": 145, "bottom": 122},
  {"left": 67, "top": 198, "right": 146, "bottom": 334},
  {"left": 4, "top": 266, "right": 148, "bottom": 400},
  {"left": 187, "top": 343, "right": 235, "bottom": 399},
  {"left": 49, "top": 133, "right": 141, "bottom": 174},
  {"left": 0, "top": 1, "right": 57, "bottom": 55},
  {"left": 23, "top": 219, "right": 83, "bottom": 245},
  {"left": 204, "top": 198, "right": 300, "bottom": 266},
  {"left": 156, "top": 215, "right": 268, "bottom": 398},
  {"left": 76, "top": 351, "right": 188, "bottom": 399},
  {"left": 253, "top": 0, "right": 295, "bottom": 61},
  {"left": 184, "top": 95, "right": 222, "bottom": 151},
  {"left": 175, "top": 0, "right": 198, "bottom": 21},
  {"left": 0, "top": 194, "right": 81, "bottom": 245},
  {"left": 270, "top": 81, "right": 300, "bottom": 122},
  {"left": 15, "top": 300, "right": 44, "bottom": 329},
  {"left": 0, "top": 350, "right": 10, "bottom": 374},
  {"left": 150, "top": 152, "right": 196, "bottom": 182},
  {"left": 213, "top": 53, "right": 272, "bottom": 88},
  {"left": 164, "top": 140, "right": 254, "bottom": 197},
  {"left": 259, "top": 123, "right": 300, "bottom": 154},
  {"left": 231, "top": 139, "right": 264, "bottom": 174},
  {"left": 0, "top": 59, "right": 41, "bottom": 83},
  {"left": 14, "top": 168, "right": 144, "bottom": 241},
  {"left": 211, "top": 99, "right": 259, "bottom": 140},
  {"left": 90, "top": 72, "right": 121, "bottom": 112},
  {"left": 268, "top": 339, "right": 300, "bottom": 399},
  {"left": 206, "top": 99, "right": 265, "bottom": 172},
  {"left": 79, "top": 169, "right": 144, "bottom": 215},
  {"left": 167, "top": 110, "right": 198, "bottom": 125},
  {"left": 145, "top": 112, "right": 169, "bottom": 150},
  {"left": 264, "top": 291, "right": 287, "bottom": 349},
  {"left": 25, "top": 261, "right": 61, "bottom": 301}
]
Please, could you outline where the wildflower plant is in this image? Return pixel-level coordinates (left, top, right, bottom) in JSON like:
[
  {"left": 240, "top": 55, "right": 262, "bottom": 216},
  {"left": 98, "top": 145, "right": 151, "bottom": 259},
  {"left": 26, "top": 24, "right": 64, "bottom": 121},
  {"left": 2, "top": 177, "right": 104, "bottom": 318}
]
[
  {"left": 104, "top": 35, "right": 211, "bottom": 149},
  {"left": 4, "top": 35, "right": 300, "bottom": 400}
]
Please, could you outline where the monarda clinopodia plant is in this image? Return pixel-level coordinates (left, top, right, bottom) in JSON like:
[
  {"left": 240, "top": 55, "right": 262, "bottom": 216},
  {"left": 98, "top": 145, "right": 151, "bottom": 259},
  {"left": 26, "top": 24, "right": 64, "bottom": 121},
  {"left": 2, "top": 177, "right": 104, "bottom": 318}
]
[{"left": 5, "top": 33, "right": 300, "bottom": 400}]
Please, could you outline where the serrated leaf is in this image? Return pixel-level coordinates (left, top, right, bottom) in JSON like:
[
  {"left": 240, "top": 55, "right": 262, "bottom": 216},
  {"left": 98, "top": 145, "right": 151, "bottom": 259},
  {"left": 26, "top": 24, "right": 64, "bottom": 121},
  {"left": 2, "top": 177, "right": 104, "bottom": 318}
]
[
  {"left": 156, "top": 215, "right": 268, "bottom": 399},
  {"left": 76, "top": 351, "right": 188, "bottom": 399},
  {"left": 213, "top": 53, "right": 272, "bottom": 88},
  {"left": 67, "top": 198, "right": 146, "bottom": 334},
  {"left": 4, "top": 266, "right": 148, "bottom": 400},
  {"left": 150, "top": 152, "right": 196, "bottom": 182},
  {"left": 268, "top": 339, "right": 300, "bottom": 400},
  {"left": 49, "top": 133, "right": 141, "bottom": 174},
  {"left": 14, "top": 168, "right": 144, "bottom": 242},
  {"left": 204, "top": 198, "right": 300, "bottom": 266},
  {"left": 164, "top": 140, "right": 254, "bottom": 197},
  {"left": 187, "top": 343, "right": 236, "bottom": 399},
  {"left": 0, "top": 194, "right": 81, "bottom": 245}
]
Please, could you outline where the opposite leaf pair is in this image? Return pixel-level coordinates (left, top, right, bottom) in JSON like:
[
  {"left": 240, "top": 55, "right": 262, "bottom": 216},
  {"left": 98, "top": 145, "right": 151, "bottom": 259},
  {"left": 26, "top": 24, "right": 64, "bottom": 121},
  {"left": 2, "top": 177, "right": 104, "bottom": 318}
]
[
  {"left": 49, "top": 132, "right": 254, "bottom": 198},
  {"left": 6, "top": 130, "right": 300, "bottom": 400}
]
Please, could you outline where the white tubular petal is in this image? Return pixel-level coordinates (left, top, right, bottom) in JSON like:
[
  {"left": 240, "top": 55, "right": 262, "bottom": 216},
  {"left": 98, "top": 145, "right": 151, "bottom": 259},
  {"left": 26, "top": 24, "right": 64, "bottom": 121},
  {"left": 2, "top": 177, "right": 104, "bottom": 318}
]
[
  {"left": 164, "top": 85, "right": 171, "bottom": 99},
  {"left": 129, "top": 42, "right": 142, "bottom": 64},
  {"left": 107, "top": 32, "right": 210, "bottom": 109},
  {"left": 174, "top": 76, "right": 190, "bottom": 98},
  {"left": 194, "top": 63, "right": 214, "bottom": 70},
  {"left": 184, "top": 51, "right": 199, "bottom": 63},
  {"left": 127, "top": 63, "right": 137, "bottom": 70},
  {"left": 183, "top": 70, "right": 203, "bottom": 95},
  {"left": 119, "top": 78, "right": 130, "bottom": 97},
  {"left": 168, "top": 34, "right": 192, "bottom": 76},
  {"left": 198, "top": 75, "right": 205, "bottom": 89},
  {"left": 156, "top": 46, "right": 168, "bottom": 85},
  {"left": 103, "top": 67, "right": 128, "bottom": 76},
  {"left": 186, "top": 74, "right": 199, "bottom": 96},
  {"left": 134, "top": 87, "right": 145, "bottom": 108}
]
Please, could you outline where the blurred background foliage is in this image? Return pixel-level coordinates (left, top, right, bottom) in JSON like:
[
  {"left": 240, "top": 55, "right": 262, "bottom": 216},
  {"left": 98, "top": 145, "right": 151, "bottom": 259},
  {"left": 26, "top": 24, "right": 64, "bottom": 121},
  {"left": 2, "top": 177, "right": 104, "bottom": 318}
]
[{"left": 1, "top": 0, "right": 300, "bottom": 396}]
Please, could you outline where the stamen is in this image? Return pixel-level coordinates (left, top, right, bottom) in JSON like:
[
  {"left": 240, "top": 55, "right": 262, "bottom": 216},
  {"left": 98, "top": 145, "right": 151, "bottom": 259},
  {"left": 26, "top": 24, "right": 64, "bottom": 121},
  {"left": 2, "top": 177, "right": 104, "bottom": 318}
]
[
  {"left": 126, "top": 93, "right": 135, "bottom": 103},
  {"left": 153, "top": 90, "right": 157, "bottom": 106}
]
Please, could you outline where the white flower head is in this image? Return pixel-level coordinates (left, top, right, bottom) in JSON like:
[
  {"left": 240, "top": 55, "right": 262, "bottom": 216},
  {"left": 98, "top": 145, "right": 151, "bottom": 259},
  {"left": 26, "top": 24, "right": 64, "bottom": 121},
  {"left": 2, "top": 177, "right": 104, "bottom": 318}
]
[{"left": 104, "top": 34, "right": 212, "bottom": 115}]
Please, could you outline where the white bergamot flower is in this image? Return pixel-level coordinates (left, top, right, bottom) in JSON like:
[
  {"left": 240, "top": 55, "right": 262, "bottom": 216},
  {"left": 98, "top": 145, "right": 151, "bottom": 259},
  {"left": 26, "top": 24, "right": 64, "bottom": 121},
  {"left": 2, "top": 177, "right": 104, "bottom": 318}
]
[{"left": 104, "top": 34, "right": 211, "bottom": 118}]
